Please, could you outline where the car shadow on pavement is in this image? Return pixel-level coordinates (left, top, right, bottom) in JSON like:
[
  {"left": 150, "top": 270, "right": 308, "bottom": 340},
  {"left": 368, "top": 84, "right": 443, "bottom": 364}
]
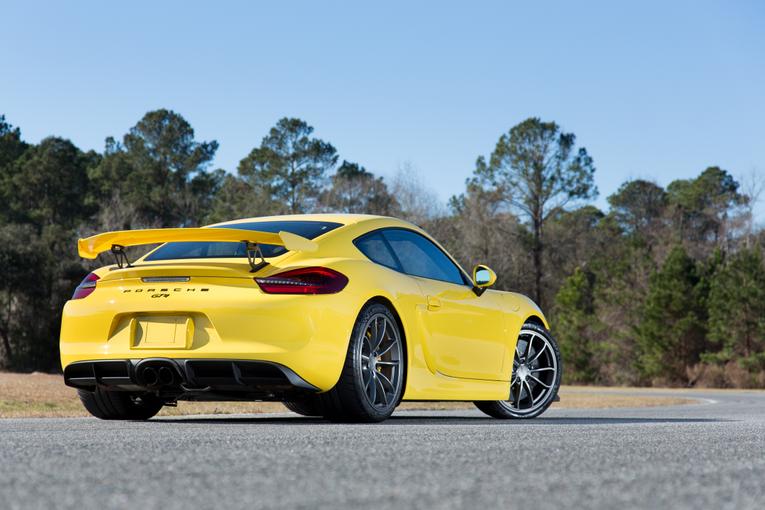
[
  {"left": 153, "top": 415, "right": 728, "bottom": 426},
  {"left": 384, "top": 416, "right": 729, "bottom": 425}
]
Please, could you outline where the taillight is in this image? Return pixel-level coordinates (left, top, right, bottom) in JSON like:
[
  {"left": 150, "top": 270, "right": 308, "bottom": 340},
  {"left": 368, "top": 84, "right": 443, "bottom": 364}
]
[
  {"left": 72, "top": 273, "right": 100, "bottom": 299},
  {"left": 255, "top": 267, "right": 348, "bottom": 295}
]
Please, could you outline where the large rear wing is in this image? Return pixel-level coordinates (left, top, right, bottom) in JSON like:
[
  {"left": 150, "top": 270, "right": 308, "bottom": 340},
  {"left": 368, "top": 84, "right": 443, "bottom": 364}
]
[{"left": 77, "top": 227, "right": 318, "bottom": 269}]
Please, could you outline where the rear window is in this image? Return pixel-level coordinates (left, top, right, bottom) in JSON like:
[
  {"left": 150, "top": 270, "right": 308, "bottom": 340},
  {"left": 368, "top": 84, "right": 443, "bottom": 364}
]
[
  {"left": 145, "top": 220, "right": 342, "bottom": 261},
  {"left": 354, "top": 232, "right": 399, "bottom": 269}
]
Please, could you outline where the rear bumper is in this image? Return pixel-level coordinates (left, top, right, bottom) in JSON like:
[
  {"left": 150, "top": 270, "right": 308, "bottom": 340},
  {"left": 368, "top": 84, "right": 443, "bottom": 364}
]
[
  {"left": 60, "top": 286, "right": 363, "bottom": 390},
  {"left": 64, "top": 358, "right": 320, "bottom": 401}
]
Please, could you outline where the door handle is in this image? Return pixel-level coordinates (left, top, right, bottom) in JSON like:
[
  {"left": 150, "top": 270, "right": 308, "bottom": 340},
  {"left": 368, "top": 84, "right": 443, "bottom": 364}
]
[{"left": 427, "top": 296, "right": 442, "bottom": 311}]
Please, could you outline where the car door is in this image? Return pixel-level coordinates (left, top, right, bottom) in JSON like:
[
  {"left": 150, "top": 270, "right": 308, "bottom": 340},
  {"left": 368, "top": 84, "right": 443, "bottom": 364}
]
[{"left": 380, "top": 229, "right": 509, "bottom": 381}]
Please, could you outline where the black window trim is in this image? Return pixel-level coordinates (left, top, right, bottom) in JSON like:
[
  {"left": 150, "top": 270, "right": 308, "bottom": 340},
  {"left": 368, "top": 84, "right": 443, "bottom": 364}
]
[{"left": 353, "top": 227, "right": 472, "bottom": 287}]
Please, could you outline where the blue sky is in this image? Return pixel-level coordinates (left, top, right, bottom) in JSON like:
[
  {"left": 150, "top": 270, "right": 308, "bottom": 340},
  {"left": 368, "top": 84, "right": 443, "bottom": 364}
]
[{"left": 2, "top": 1, "right": 764, "bottom": 218}]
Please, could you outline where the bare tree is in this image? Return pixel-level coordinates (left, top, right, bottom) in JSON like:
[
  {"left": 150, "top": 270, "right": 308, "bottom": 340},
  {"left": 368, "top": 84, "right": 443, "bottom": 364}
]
[
  {"left": 390, "top": 162, "right": 445, "bottom": 226},
  {"left": 739, "top": 168, "right": 765, "bottom": 248}
]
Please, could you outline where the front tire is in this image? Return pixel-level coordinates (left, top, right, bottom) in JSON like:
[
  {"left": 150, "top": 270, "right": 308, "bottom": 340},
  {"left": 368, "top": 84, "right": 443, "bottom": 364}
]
[
  {"left": 321, "top": 303, "right": 405, "bottom": 423},
  {"left": 475, "top": 322, "right": 562, "bottom": 419},
  {"left": 77, "top": 388, "right": 164, "bottom": 420}
]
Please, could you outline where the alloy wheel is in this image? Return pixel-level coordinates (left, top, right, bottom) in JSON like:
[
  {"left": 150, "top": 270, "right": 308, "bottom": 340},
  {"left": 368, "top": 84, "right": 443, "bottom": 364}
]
[
  {"left": 500, "top": 327, "right": 559, "bottom": 416},
  {"left": 357, "top": 313, "right": 403, "bottom": 410}
]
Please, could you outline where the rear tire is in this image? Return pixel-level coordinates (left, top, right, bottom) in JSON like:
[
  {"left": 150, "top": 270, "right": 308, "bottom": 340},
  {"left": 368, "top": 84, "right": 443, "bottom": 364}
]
[
  {"left": 321, "top": 303, "right": 405, "bottom": 423},
  {"left": 283, "top": 396, "right": 324, "bottom": 417},
  {"left": 474, "top": 322, "right": 562, "bottom": 419},
  {"left": 77, "top": 388, "right": 164, "bottom": 420}
]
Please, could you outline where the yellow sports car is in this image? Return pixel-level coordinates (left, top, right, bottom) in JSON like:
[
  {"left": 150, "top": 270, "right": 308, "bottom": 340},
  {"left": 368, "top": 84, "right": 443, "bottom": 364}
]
[{"left": 61, "top": 214, "right": 561, "bottom": 422}]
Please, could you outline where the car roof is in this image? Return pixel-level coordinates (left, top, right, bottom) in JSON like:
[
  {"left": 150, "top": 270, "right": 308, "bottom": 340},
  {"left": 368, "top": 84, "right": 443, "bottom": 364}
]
[
  {"left": 204, "top": 213, "right": 470, "bottom": 279},
  {"left": 208, "top": 213, "right": 417, "bottom": 230}
]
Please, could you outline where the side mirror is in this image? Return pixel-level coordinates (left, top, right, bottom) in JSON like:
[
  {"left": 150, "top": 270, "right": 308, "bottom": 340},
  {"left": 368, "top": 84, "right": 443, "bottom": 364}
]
[{"left": 472, "top": 264, "right": 497, "bottom": 292}]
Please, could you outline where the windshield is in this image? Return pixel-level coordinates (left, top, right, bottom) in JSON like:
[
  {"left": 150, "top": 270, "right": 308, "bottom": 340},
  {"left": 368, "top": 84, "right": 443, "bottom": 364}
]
[{"left": 144, "top": 220, "right": 343, "bottom": 261}]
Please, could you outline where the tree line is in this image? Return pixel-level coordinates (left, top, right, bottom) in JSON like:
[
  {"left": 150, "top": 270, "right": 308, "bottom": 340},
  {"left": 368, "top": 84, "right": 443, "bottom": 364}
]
[{"left": 1, "top": 110, "right": 763, "bottom": 388}]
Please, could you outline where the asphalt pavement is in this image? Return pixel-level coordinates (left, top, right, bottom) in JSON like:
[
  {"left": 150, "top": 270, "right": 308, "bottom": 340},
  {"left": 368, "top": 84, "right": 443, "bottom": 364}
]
[{"left": 1, "top": 390, "right": 764, "bottom": 510}]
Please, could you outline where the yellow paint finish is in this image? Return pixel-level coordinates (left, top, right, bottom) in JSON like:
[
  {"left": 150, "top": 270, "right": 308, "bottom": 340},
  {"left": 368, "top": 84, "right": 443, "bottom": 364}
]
[{"left": 61, "top": 214, "right": 549, "bottom": 401}]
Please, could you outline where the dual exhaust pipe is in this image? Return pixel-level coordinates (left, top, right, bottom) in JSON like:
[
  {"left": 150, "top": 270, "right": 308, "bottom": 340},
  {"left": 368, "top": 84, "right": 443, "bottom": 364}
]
[{"left": 136, "top": 363, "right": 179, "bottom": 388}]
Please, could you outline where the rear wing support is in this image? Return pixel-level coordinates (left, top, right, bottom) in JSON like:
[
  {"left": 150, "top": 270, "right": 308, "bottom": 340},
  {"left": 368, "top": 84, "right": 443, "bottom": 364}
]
[
  {"left": 245, "top": 242, "right": 268, "bottom": 273},
  {"left": 110, "top": 244, "right": 132, "bottom": 269},
  {"left": 109, "top": 241, "right": 266, "bottom": 271}
]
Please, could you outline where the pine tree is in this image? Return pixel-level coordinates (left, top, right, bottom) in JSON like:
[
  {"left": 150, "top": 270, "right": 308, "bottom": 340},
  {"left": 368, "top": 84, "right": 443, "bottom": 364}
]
[
  {"left": 553, "top": 267, "right": 600, "bottom": 383},
  {"left": 471, "top": 118, "right": 597, "bottom": 307},
  {"left": 637, "top": 246, "right": 707, "bottom": 384},
  {"left": 706, "top": 249, "right": 765, "bottom": 372},
  {"left": 238, "top": 118, "right": 337, "bottom": 214}
]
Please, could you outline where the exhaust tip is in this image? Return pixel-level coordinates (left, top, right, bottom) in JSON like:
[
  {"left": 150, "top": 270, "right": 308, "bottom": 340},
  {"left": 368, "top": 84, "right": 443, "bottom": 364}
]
[
  {"left": 141, "top": 367, "right": 159, "bottom": 387},
  {"left": 158, "top": 366, "right": 175, "bottom": 386}
]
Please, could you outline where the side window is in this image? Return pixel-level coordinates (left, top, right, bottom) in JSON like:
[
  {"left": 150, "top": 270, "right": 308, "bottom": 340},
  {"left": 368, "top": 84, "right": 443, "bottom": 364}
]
[
  {"left": 382, "top": 229, "right": 466, "bottom": 285},
  {"left": 354, "top": 232, "right": 399, "bottom": 270}
]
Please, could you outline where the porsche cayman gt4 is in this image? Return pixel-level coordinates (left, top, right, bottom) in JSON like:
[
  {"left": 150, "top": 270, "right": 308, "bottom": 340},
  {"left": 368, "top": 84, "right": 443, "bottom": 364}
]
[{"left": 61, "top": 214, "right": 561, "bottom": 422}]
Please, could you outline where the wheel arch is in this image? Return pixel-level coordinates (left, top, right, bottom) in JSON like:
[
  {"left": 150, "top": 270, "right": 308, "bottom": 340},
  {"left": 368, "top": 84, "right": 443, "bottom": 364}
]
[{"left": 524, "top": 314, "right": 549, "bottom": 329}]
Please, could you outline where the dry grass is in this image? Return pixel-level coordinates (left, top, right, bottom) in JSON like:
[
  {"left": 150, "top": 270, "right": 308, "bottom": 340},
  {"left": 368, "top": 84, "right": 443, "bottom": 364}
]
[{"left": 0, "top": 372, "right": 695, "bottom": 419}]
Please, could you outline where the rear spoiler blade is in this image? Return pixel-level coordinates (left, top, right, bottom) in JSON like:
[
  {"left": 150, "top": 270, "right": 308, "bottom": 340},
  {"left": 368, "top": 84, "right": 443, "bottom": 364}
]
[{"left": 77, "top": 227, "right": 318, "bottom": 260}]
